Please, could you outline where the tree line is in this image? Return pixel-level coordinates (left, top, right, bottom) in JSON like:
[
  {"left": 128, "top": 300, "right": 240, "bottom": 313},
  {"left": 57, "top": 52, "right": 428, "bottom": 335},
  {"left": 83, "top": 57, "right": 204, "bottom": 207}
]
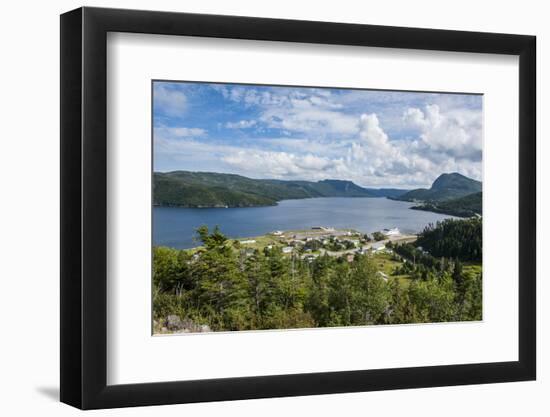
[
  {"left": 153, "top": 219, "right": 482, "bottom": 332},
  {"left": 415, "top": 217, "right": 482, "bottom": 261}
]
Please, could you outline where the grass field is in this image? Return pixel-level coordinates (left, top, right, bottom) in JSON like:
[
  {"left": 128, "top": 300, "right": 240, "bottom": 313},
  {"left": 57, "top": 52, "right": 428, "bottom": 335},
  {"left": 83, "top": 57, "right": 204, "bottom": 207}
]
[
  {"left": 371, "top": 252, "right": 413, "bottom": 286},
  {"left": 235, "top": 234, "right": 282, "bottom": 250},
  {"left": 369, "top": 252, "right": 481, "bottom": 287}
]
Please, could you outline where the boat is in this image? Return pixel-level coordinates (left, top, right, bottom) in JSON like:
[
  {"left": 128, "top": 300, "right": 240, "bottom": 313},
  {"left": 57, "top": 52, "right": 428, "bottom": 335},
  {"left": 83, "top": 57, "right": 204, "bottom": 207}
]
[{"left": 381, "top": 227, "right": 400, "bottom": 236}]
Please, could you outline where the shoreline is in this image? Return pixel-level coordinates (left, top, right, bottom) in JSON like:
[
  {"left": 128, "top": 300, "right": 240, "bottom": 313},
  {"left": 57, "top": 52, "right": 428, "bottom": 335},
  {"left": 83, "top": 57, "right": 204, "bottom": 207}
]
[
  {"left": 158, "top": 227, "right": 418, "bottom": 257},
  {"left": 153, "top": 195, "right": 396, "bottom": 210},
  {"left": 153, "top": 197, "right": 462, "bottom": 250},
  {"left": 410, "top": 204, "right": 481, "bottom": 218}
]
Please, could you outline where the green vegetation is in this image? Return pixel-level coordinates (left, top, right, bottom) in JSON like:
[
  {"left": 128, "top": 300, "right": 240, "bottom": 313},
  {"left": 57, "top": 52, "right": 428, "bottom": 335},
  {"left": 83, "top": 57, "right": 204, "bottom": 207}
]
[
  {"left": 153, "top": 218, "right": 482, "bottom": 332},
  {"left": 154, "top": 172, "right": 279, "bottom": 207},
  {"left": 393, "top": 172, "right": 481, "bottom": 203},
  {"left": 411, "top": 192, "right": 482, "bottom": 217},
  {"left": 154, "top": 171, "right": 483, "bottom": 217},
  {"left": 153, "top": 171, "right": 408, "bottom": 208},
  {"left": 416, "top": 217, "right": 482, "bottom": 262},
  {"left": 362, "top": 188, "right": 410, "bottom": 198}
]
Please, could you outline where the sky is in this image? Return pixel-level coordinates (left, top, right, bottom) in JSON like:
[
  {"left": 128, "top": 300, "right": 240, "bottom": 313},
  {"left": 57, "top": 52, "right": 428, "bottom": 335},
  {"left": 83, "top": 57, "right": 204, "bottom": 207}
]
[{"left": 153, "top": 81, "right": 482, "bottom": 189}]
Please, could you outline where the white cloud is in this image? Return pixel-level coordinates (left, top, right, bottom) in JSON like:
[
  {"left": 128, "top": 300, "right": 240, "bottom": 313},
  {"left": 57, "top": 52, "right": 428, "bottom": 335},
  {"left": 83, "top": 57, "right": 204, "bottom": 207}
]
[
  {"left": 156, "top": 107, "right": 482, "bottom": 188},
  {"left": 260, "top": 101, "right": 358, "bottom": 136},
  {"left": 154, "top": 84, "right": 187, "bottom": 117},
  {"left": 156, "top": 85, "right": 482, "bottom": 187},
  {"left": 403, "top": 107, "right": 428, "bottom": 128},
  {"left": 402, "top": 104, "right": 482, "bottom": 161},
  {"left": 225, "top": 120, "right": 257, "bottom": 129},
  {"left": 358, "top": 114, "right": 391, "bottom": 151},
  {"left": 216, "top": 86, "right": 357, "bottom": 137},
  {"left": 214, "top": 85, "right": 290, "bottom": 108},
  {"left": 154, "top": 127, "right": 206, "bottom": 138},
  {"left": 222, "top": 150, "right": 341, "bottom": 179}
]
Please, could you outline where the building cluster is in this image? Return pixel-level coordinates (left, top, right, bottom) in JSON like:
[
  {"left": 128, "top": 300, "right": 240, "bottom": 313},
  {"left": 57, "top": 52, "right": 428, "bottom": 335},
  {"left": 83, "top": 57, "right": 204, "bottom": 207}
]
[{"left": 266, "top": 226, "right": 399, "bottom": 262}]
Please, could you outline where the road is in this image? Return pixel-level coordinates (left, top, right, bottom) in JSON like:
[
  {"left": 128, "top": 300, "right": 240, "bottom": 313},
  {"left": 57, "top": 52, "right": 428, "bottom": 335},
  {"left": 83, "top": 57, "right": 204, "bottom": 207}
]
[{"left": 312, "top": 234, "right": 417, "bottom": 258}]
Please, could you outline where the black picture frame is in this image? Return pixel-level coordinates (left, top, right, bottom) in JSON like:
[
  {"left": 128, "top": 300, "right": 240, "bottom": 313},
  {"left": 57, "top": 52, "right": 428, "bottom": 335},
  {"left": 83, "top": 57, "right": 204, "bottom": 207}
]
[{"left": 60, "top": 6, "right": 536, "bottom": 410}]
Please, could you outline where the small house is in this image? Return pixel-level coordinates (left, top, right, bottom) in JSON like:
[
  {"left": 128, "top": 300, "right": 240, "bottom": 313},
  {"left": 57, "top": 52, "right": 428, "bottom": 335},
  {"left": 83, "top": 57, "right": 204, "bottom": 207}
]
[{"left": 371, "top": 242, "right": 386, "bottom": 252}]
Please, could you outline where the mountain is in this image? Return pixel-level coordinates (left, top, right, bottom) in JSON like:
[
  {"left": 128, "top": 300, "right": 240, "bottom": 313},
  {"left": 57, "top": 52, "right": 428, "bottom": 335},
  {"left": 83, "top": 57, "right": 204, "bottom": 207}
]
[
  {"left": 277, "top": 179, "right": 373, "bottom": 197},
  {"left": 153, "top": 171, "right": 409, "bottom": 208},
  {"left": 364, "top": 188, "right": 410, "bottom": 198},
  {"left": 393, "top": 173, "right": 482, "bottom": 202},
  {"left": 411, "top": 192, "right": 482, "bottom": 218}
]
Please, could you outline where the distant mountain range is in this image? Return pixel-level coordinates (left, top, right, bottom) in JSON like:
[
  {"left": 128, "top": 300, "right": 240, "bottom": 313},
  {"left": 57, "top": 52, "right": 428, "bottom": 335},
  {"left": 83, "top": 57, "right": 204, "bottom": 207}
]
[
  {"left": 153, "top": 171, "right": 408, "bottom": 208},
  {"left": 391, "top": 172, "right": 482, "bottom": 203},
  {"left": 153, "top": 171, "right": 482, "bottom": 217}
]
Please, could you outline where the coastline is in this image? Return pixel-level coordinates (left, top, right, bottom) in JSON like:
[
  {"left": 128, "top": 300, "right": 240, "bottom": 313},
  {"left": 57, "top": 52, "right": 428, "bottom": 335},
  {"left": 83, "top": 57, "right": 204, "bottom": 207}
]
[
  {"left": 410, "top": 204, "right": 480, "bottom": 218},
  {"left": 153, "top": 197, "right": 461, "bottom": 250},
  {"left": 158, "top": 227, "right": 418, "bottom": 258},
  {"left": 153, "top": 195, "right": 388, "bottom": 209}
]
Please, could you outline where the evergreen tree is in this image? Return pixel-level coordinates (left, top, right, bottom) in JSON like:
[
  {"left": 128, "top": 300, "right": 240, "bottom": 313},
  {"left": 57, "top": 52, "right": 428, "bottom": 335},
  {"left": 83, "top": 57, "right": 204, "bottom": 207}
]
[{"left": 152, "top": 223, "right": 482, "bottom": 332}]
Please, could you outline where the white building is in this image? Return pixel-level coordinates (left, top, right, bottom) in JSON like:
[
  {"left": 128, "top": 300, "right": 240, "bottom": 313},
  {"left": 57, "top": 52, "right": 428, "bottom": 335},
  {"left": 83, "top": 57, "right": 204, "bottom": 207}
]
[
  {"left": 282, "top": 246, "right": 293, "bottom": 254},
  {"left": 371, "top": 242, "right": 386, "bottom": 252}
]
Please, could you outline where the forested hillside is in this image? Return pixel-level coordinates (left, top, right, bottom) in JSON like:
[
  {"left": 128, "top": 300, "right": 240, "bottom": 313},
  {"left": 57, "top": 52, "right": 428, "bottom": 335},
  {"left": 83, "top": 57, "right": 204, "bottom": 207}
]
[
  {"left": 394, "top": 172, "right": 481, "bottom": 202},
  {"left": 412, "top": 192, "right": 482, "bottom": 217},
  {"left": 415, "top": 217, "right": 482, "bottom": 261},
  {"left": 153, "top": 171, "right": 409, "bottom": 208}
]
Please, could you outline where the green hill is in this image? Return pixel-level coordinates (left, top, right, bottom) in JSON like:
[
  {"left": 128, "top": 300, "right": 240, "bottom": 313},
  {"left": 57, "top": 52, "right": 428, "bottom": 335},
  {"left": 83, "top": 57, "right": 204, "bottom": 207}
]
[
  {"left": 364, "top": 188, "right": 411, "bottom": 198},
  {"left": 394, "top": 173, "right": 481, "bottom": 203},
  {"left": 153, "top": 171, "right": 409, "bottom": 208},
  {"left": 411, "top": 192, "right": 482, "bottom": 218}
]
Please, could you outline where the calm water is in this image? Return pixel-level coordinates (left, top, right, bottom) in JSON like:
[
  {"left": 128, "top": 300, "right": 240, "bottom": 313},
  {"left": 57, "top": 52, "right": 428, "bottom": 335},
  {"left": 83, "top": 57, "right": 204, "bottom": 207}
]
[{"left": 153, "top": 197, "right": 457, "bottom": 249}]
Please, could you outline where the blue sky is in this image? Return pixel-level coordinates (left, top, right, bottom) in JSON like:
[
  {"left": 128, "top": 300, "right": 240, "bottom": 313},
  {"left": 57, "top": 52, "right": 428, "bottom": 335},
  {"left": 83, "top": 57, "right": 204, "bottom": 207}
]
[{"left": 153, "top": 81, "right": 482, "bottom": 189}]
